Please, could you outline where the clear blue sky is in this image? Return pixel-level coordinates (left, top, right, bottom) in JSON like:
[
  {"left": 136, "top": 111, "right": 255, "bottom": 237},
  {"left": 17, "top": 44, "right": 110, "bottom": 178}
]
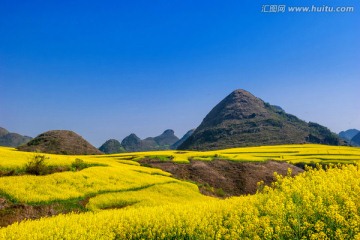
[{"left": 1, "top": 0, "right": 359, "bottom": 147}]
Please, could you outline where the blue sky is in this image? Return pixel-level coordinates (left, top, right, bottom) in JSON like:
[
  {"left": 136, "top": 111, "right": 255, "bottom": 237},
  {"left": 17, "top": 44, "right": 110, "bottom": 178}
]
[{"left": 1, "top": 0, "right": 359, "bottom": 147}]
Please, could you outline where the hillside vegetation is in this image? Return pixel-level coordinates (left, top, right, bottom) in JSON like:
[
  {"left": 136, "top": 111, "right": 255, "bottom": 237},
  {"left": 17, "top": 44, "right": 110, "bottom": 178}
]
[{"left": 0, "top": 144, "right": 360, "bottom": 239}]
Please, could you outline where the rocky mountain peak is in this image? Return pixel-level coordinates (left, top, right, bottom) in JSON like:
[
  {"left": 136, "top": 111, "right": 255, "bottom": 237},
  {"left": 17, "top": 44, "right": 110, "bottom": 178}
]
[{"left": 178, "top": 89, "right": 343, "bottom": 150}]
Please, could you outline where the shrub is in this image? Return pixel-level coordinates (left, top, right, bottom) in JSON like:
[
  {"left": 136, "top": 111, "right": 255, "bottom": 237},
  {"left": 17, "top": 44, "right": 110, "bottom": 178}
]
[
  {"left": 25, "top": 154, "right": 49, "bottom": 175},
  {"left": 71, "top": 158, "right": 87, "bottom": 171}
]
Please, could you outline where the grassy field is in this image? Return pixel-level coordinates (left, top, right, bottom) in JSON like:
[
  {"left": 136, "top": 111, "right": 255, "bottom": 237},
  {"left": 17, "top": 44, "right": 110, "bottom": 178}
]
[{"left": 1, "top": 144, "right": 360, "bottom": 239}]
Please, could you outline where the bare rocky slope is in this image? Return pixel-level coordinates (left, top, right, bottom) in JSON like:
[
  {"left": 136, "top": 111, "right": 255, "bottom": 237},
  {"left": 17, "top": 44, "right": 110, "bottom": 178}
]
[
  {"left": 17, "top": 130, "right": 102, "bottom": 155},
  {"left": 139, "top": 159, "right": 303, "bottom": 197}
]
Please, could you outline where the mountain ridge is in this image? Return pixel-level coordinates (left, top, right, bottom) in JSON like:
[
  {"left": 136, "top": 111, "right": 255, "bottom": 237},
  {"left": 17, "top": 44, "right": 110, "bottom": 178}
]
[
  {"left": 0, "top": 127, "right": 32, "bottom": 147},
  {"left": 171, "top": 129, "right": 195, "bottom": 149},
  {"left": 99, "top": 139, "right": 125, "bottom": 154},
  {"left": 339, "top": 129, "right": 360, "bottom": 143},
  {"left": 178, "top": 89, "right": 343, "bottom": 150},
  {"left": 351, "top": 132, "right": 360, "bottom": 146},
  {"left": 99, "top": 129, "right": 178, "bottom": 152}
]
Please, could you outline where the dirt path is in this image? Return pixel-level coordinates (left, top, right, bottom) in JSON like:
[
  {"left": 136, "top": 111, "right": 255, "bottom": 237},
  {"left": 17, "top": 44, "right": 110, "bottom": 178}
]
[{"left": 0, "top": 197, "right": 86, "bottom": 227}]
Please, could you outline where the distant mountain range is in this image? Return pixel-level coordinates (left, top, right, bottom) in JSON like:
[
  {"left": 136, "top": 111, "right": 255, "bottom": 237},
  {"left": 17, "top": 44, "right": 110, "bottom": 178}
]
[
  {"left": 0, "top": 127, "right": 32, "bottom": 147},
  {"left": 3, "top": 89, "right": 356, "bottom": 154},
  {"left": 0, "top": 126, "right": 192, "bottom": 154},
  {"left": 339, "top": 129, "right": 359, "bottom": 141},
  {"left": 351, "top": 132, "right": 360, "bottom": 146},
  {"left": 99, "top": 129, "right": 186, "bottom": 154},
  {"left": 121, "top": 129, "right": 179, "bottom": 152},
  {"left": 339, "top": 129, "right": 360, "bottom": 146},
  {"left": 171, "top": 129, "right": 195, "bottom": 150},
  {"left": 178, "top": 89, "right": 344, "bottom": 150},
  {"left": 99, "top": 139, "right": 125, "bottom": 154}
]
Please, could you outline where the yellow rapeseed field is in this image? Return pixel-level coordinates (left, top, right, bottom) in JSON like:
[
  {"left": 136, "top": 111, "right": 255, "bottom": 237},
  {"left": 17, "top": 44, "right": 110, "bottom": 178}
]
[
  {"left": 0, "top": 144, "right": 360, "bottom": 239},
  {"left": 1, "top": 164, "right": 360, "bottom": 239},
  {"left": 105, "top": 143, "right": 360, "bottom": 164}
]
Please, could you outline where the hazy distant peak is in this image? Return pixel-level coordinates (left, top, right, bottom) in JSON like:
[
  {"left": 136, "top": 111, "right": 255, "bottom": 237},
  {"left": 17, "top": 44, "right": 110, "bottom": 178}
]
[
  {"left": 0, "top": 127, "right": 10, "bottom": 136},
  {"left": 154, "top": 129, "right": 179, "bottom": 146},
  {"left": 161, "top": 129, "right": 175, "bottom": 135},
  {"left": 99, "top": 139, "right": 125, "bottom": 154},
  {"left": 171, "top": 129, "right": 195, "bottom": 150},
  {"left": 0, "top": 127, "right": 32, "bottom": 147},
  {"left": 351, "top": 132, "right": 360, "bottom": 146},
  {"left": 339, "top": 129, "right": 360, "bottom": 142},
  {"left": 128, "top": 133, "right": 140, "bottom": 139},
  {"left": 122, "top": 133, "right": 141, "bottom": 144},
  {"left": 121, "top": 130, "right": 179, "bottom": 152}
]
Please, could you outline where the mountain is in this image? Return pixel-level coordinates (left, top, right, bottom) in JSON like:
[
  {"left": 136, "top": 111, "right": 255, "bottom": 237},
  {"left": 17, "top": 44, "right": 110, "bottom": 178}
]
[
  {"left": 121, "top": 130, "right": 179, "bottom": 152},
  {"left": 99, "top": 139, "right": 125, "bottom": 154},
  {"left": 0, "top": 127, "right": 9, "bottom": 136},
  {"left": 171, "top": 129, "right": 195, "bottom": 149},
  {"left": 121, "top": 134, "right": 143, "bottom": 152},
  {"left": 351, "top": 132, "right": 360, "bottom": 146},
  {"left": 339, "top": 129, "right": 360, "bottom": 142},
  {"left": 178, "top": 89, "right": 343, "bottom": 150},
  {"left": 153, "top": 129, "right": 179, "bottom": 146},
  {"left": 17, "top": 130, "right": 102, "bottom": 155},
  {"left": 0, "top": 127, "right": 32, "bottom": 147}
]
